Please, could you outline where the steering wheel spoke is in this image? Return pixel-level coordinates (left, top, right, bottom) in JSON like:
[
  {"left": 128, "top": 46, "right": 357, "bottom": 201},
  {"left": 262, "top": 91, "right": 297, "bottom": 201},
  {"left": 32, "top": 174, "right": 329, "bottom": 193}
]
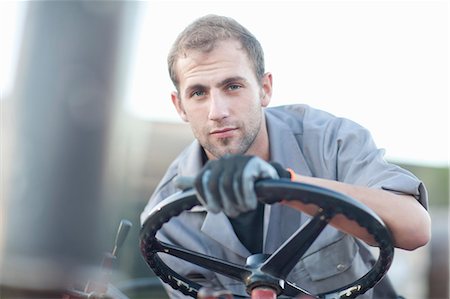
[
  {"left": 261, "top": 209, "right": 333, "bottom": 279},
  {"left": 283, "top": 280, "right": 317, "bottom": 298},
  {"left": 158, "top": 241, "right": 252, "bottom": 282}
]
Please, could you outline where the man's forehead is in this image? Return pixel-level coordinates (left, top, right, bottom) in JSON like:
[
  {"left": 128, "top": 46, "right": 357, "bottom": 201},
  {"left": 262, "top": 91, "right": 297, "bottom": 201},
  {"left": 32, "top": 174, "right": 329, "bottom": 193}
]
[
  {"left": 178, "top": 45, "right": 249, "bottom": 73},
  {"left": 178, "top": 39, "right": 244, "bottom": 61}
]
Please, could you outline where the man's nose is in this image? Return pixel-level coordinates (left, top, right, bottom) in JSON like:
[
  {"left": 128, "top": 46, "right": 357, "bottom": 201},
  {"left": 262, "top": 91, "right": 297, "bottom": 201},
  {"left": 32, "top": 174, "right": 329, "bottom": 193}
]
[{"left": 208, "top": 90, "right": 229, "bottom": 121}]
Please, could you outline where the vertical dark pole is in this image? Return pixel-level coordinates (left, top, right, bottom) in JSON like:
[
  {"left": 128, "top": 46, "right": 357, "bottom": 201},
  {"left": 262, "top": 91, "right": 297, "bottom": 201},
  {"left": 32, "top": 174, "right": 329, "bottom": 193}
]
[{"left": 1, "top": 1, "right": 130, "bottom": 294}]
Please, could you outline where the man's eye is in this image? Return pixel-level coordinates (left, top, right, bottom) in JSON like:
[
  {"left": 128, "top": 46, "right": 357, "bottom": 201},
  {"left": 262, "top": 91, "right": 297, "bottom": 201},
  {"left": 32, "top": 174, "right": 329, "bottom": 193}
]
[
  {"left": 191, "top": 90, "right": 205, "bottom": 97},
  {"left": 228, "top": 84, "right": 241, "bottom": 91}
]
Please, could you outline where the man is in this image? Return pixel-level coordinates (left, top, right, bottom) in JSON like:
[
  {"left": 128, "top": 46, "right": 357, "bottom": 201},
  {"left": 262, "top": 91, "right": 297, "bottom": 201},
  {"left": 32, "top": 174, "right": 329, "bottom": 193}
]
[{"left": 140, "top": 14, "right": 430, "bottom": 298}]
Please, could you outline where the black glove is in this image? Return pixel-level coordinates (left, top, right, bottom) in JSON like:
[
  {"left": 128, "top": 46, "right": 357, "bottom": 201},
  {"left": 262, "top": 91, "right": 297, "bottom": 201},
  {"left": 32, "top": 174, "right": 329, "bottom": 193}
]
[{"left": 194, "top": 155, "right": 291, "bottom": 218}]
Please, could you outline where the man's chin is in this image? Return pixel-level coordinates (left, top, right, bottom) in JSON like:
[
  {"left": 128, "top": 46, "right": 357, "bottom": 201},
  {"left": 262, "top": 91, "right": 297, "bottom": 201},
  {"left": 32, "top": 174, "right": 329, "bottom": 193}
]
[
  {"left": 202, "top": 137, "right": 252, "bottom": 158},
  {"left": 205, "top": 146, "right": 246, "bottom": 159}
]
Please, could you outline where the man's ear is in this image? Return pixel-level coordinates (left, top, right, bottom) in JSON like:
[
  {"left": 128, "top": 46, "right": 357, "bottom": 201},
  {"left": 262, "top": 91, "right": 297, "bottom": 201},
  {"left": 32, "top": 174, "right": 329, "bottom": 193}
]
[
  {"left": 260, "top": 72, "right": 273, "bottom": 107},
  {"left": 171, "top": 91, "right": 188, "bottom": 122}
]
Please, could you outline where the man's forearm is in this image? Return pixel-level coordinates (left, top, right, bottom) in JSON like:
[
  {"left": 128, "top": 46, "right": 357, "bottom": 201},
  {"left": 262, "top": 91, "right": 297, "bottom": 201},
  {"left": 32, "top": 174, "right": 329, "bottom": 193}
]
[{"left": 282, "top": 174, "right": 431, "bottom": 250}]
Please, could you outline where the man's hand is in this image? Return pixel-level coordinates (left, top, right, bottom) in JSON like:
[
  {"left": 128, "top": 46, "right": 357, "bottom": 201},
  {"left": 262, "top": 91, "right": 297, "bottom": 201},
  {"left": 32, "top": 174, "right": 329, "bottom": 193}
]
[{"left": 194, "top": 155, "right": 290, "bottom": 218}]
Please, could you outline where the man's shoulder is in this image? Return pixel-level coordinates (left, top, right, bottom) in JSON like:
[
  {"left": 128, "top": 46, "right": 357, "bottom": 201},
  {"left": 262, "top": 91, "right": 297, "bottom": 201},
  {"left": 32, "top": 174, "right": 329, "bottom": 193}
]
[
  {"left": 266, "top": 104, "right": 337, "bottom": 121},
  {"left": 156, "top": 141, "right": 199, "bottom": 190},
  {"left": 265, "top": 104, "right": 343, "bottom": 134},
  {"left": 140, "top": 141, "right": 201, "bottom": 224},
  {"left": 266, "top": 104, "right": 308, "bottom": 117}
]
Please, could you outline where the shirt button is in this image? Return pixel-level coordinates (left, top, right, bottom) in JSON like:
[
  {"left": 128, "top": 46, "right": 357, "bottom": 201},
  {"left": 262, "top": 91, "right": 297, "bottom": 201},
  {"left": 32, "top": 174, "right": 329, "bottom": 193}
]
[{"left": 336, "top": 263, "right": 346, "bottom": 271}]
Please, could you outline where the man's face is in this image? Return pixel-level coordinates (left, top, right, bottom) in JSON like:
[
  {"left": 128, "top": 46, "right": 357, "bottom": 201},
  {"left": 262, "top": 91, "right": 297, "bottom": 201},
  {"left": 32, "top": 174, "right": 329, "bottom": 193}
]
[{"left": 171, "top": 39, "right": 272, "bottom": 159}]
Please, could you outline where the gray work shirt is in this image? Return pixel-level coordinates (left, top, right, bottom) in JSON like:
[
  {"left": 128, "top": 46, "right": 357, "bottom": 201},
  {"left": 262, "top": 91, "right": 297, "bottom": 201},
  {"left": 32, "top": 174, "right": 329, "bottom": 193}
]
[{"left": 140, "top": 104, "right": 428, "bottom": 298}]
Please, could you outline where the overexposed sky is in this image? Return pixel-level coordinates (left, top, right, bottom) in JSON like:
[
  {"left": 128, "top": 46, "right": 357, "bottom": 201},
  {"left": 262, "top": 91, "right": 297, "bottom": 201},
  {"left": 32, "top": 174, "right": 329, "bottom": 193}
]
[
  {"left": 1, "top": 1, "right": 448, "bottom": 167},
  {"left": 124, "top": 0, "right": 449, "bottom": 167},
  {"left": 0, "top": 1, "right": 25, "bottom": 97}
]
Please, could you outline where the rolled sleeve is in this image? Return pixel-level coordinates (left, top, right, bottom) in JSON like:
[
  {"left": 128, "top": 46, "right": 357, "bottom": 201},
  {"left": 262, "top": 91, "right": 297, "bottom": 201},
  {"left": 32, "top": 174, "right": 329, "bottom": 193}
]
[
  {"left": 379, "top": 177, "right": 428, "bottom": 210},
  {"left": 321, "top": 116, "right": 429, "bottom": 211}
]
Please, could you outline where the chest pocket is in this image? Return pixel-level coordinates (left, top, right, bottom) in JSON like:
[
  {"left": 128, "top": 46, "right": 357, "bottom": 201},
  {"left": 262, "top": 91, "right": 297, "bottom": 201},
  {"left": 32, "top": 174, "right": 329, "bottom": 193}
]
[
  {"left": 287, "top": 233, "right": 372, "bottom": 297},
  {"left": 302, "top": 233, "right": 358, "bottom": 280}
]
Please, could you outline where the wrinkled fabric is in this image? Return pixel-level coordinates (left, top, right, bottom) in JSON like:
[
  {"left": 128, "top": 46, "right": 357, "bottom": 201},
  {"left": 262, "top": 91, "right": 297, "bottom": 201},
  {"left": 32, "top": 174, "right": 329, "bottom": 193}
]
[{"left": 141, "top": 104, "right": 428, "bottom": 298}]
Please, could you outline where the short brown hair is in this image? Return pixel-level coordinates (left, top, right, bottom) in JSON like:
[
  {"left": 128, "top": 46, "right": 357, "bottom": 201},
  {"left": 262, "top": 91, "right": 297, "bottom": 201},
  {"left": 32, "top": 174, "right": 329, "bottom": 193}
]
[{"left": 167, "top": 15, "right": 265, "bottom": 90}]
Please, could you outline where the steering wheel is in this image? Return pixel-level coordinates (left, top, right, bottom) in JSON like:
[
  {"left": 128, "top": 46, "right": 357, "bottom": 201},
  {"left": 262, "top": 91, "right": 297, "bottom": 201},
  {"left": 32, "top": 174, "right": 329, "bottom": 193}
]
[{"left": 140, "top": 179, "right": 394, "bottom": 298}]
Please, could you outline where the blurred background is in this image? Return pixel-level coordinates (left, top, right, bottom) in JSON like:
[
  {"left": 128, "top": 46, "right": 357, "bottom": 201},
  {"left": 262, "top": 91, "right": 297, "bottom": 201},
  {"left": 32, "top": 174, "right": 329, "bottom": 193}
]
[{"left": 0, "top": 1, "right": 448, "bottom": 298}]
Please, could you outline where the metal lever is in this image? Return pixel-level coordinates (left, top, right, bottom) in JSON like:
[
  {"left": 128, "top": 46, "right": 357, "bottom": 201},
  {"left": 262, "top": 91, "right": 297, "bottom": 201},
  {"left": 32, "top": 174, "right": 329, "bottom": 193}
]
[{"left": 112, "top": 219, "right": 132, "bottom": 257}]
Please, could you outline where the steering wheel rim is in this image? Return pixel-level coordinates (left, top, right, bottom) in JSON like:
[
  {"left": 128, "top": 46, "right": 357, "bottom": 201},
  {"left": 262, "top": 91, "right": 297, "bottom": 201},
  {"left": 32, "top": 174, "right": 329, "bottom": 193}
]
[{"left": 140, "top": 179, "right": 394, "bottom": 298}]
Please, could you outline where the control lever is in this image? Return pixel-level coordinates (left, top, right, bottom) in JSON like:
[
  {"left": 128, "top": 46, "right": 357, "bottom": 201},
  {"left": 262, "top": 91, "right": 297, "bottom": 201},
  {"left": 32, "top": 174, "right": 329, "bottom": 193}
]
[
  {"left": 112, "top": 219, "right": 133, "bottom": 258},
  {"left": 83, "top": 219, "right": 133, "bottom": 297}
]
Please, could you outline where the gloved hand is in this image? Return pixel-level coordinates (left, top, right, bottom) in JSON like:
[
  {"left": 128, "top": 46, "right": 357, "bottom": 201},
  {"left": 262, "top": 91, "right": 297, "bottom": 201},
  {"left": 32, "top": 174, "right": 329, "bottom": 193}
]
[{"left": 194, "top": 155, "right": 291, "bottom": 218}]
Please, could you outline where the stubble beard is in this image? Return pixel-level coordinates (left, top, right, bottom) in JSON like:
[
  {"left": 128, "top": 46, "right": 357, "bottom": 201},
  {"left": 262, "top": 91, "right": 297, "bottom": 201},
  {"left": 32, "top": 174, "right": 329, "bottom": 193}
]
[{"left": 199, "top": 117, "right": 261, "bottom": 159}]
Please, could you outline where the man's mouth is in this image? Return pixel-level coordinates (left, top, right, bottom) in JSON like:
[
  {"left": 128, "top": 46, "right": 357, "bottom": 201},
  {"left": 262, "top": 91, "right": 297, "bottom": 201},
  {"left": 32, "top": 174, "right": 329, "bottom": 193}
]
[{"left": 210, "top": 127, "right": 238, "bottom": 138}]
